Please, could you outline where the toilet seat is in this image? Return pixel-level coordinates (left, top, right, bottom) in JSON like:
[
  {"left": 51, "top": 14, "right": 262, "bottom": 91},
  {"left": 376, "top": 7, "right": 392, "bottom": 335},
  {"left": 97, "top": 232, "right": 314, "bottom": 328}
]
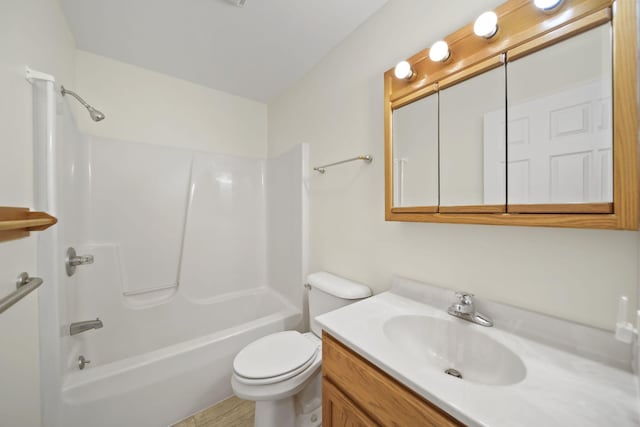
[{"left": 233, "top": 331, "right": 319, "bottom": 385}]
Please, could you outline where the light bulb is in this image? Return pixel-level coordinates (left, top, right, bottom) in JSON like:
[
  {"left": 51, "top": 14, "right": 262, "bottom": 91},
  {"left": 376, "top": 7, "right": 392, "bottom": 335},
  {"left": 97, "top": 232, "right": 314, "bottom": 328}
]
[
  {"left": 429, "top": 40, "right": 450, "bottom": 62},
  {"left": 534, "top": 0, "right": 564, "bottom": 12},
  {"left": 474, "top": 11, "right": 499, "bottom": 39},
  {"left": 394, "top": 61, "right": 415, "bottom": 81}
]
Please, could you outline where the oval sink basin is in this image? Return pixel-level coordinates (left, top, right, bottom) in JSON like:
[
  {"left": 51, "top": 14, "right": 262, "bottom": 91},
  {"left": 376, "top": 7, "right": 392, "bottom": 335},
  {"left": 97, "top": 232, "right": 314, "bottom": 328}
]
[{"left": 383, "top": 315, "right": 526, "bottom": 386}]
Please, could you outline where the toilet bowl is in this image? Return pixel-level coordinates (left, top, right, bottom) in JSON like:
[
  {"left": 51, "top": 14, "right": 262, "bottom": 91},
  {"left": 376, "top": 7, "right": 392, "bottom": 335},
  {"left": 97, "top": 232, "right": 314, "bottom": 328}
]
[
  {"left": 231, "top": 272, "right": 371, "bottom": 427},
  {"left": 232, "top": 332, "right": 322, "bottom": 427}
]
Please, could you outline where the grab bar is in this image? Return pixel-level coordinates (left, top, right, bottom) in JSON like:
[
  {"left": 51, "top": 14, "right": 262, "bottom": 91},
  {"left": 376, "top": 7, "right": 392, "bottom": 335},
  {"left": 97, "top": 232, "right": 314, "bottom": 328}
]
[{"left": 0, "top": 273, "right": 43, "bottom": 315}]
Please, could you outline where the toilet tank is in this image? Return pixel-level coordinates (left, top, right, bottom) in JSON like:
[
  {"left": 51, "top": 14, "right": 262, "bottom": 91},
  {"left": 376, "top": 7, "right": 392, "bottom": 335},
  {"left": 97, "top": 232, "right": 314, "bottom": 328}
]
[{"left": 307, "top": 272, "right": 372, "bottom": 336}]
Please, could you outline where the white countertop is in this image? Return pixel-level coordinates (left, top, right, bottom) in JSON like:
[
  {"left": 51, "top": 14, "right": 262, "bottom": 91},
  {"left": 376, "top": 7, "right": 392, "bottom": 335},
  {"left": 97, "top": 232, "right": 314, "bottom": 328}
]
[{"left": 316, "top": 286, "right": 640, "bottom": 426}]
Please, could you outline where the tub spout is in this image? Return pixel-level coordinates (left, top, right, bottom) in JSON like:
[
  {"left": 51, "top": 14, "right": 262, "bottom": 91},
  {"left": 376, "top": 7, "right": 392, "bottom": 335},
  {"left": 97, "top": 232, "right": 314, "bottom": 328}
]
[{"left": 70, "top": 318, "right": 103, "bottom": 336}]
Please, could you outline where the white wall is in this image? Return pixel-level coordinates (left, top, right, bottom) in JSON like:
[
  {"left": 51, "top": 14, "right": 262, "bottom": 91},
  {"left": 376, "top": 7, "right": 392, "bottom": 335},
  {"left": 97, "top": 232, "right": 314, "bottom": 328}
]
[
  {"left": 268, "top": 0, "right": 639, "bottom": 330},
  {"left": 0, "top": 0, "right": 76, "bottom": 426},
  {"left": 73, "top": 50, "right": 267, "bottom": 157}
]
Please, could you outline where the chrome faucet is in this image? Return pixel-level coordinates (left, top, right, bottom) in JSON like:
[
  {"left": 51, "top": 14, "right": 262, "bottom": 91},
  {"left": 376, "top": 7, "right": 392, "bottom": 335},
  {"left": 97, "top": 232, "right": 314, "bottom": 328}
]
[
  {"left": 447, "top": 292, "right": 493, "bottom": 327},
  {"left": 70, "top": 318, "right": 103, "bottom": 336}
]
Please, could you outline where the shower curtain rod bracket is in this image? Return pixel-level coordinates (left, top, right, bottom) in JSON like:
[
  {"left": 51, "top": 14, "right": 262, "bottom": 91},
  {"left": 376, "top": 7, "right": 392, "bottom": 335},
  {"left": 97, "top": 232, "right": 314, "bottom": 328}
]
[{"left": 25, "top": 66, "right": 55, "bottom": 84}]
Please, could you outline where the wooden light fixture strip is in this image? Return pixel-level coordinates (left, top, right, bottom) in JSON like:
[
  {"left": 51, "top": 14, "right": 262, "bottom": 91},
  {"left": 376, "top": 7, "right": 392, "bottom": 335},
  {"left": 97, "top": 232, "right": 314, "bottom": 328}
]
[{"left": 388, "top": 0, "right": 613, "bottom": 103}]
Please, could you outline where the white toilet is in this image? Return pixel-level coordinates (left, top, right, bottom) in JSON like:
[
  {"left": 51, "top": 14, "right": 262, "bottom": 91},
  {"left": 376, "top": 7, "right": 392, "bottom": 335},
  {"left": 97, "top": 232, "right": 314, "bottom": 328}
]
[{"left": 231, "top": 272, "right": 371, "bottom": 427}]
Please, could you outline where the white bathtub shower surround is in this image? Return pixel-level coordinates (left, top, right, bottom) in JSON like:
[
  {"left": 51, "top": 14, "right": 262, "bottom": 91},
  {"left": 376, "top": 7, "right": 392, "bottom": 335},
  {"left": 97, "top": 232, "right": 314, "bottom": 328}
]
[
  {"left": 86, "top": 136, "right": 270, "bottom": 302},
  {"left": 71, "top": 251, "right": 291, "bottom": 366},
  {"left": 34, "top": 83, "right": 309, "bottom": 427},
  {"left": 181, "top": 152, "right": 267, "bottom": 301},
  {"left": 31, "top": 73, "right": 65, "bottom": 427},
  {"left": 89, "top": 137, "right": 192, "bottom": 296},
  {"left": 62, "top": 299, "right": 300, "bottom": 427},
  {"left": 266, "top": 144, "right": 309, "bottom": 310}
]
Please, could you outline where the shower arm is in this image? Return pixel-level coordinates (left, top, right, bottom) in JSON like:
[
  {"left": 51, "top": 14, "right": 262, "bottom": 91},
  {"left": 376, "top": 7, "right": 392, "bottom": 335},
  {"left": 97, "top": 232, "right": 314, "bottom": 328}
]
[
  {"left": 60, "top": 85, "right": 105, "bottom": 121},
  {"left": 61, "top": 86, "right": 91, "bottom": 109}
]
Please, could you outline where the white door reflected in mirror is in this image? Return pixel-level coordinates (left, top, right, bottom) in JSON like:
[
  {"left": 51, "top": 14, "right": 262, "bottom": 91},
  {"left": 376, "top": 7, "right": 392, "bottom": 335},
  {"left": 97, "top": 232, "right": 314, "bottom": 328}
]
[{"left": 485, "top": 24, "right": 612, "bottom": 206}]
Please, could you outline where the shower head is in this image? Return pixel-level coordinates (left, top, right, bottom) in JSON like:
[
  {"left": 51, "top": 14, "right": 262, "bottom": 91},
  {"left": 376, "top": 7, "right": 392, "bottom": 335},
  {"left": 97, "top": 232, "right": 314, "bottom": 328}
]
[
  {"left": 87, "top": 106, "right": 106, "bottom": 122},
  {"left": 61, "top": 86, "right": 106, "bottom": 122}
]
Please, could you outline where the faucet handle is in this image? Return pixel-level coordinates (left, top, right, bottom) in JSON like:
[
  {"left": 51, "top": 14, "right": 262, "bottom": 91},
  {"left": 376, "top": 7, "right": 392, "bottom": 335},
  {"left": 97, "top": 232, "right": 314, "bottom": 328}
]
[
  {"left": 66, "top": 247, "right": 95, "bottom": 277},
  {"left": 454, "top": 292, "right": 474, "bottom": 305},
  {"left": 69, "top": 255, "right": 94, "bottom": 266}
]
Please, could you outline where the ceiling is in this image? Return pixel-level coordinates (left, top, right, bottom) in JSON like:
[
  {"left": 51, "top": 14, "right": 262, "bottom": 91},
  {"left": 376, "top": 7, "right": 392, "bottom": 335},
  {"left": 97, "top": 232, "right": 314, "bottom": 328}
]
[{"left": 60, "top": 0, "right": 388, "bottom": 102}]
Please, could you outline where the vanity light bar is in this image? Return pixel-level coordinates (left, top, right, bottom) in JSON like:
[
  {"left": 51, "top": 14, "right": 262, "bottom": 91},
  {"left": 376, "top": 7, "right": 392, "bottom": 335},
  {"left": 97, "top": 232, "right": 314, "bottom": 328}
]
[{"left": 394, "top": 1, "right": 564, "bottom": 80}]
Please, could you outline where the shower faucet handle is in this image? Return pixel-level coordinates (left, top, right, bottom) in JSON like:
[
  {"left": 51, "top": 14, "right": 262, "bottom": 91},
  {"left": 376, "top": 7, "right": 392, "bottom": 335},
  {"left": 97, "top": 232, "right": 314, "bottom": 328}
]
[
  {"left": 66, "top": 247, "right": 95, "bottom": 276},
  {"left": 69, "top": 254, "right": 94, "bottom": 266}
]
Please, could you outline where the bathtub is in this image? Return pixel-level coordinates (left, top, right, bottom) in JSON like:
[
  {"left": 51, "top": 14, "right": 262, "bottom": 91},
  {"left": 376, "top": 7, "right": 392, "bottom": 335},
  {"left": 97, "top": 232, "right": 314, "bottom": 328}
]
[{"left": 60, "top": 288, "right": 301, "bottom": 427}]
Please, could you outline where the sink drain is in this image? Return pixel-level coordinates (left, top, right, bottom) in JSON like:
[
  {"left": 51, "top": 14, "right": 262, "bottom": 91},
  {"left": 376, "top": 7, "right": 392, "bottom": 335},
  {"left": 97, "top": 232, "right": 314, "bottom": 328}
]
[{"left": 445, "top": 368, "right": 463, "bottom": 379}]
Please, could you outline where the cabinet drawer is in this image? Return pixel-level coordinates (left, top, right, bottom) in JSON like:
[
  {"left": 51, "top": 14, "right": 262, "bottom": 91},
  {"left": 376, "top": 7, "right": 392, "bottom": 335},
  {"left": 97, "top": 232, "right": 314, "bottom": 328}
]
[{"left": 322, "top": 332, "right": 464, "bottom": 427}]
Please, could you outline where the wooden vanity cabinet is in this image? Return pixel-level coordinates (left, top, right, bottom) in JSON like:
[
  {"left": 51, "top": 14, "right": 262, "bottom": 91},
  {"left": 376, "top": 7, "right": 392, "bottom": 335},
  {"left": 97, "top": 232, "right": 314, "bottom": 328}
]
[{"left": 322, "top": 332, "right": 464, "bottom": 427}]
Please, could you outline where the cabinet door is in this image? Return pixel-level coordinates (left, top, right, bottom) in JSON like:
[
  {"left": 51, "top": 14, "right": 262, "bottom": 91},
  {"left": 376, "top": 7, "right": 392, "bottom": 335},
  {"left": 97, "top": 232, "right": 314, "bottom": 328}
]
[
  {"left": 506, "top": 23, "right": 612, "bottom": 212},
  {"left": 439, "top": 64, "right": 506, "bottom": 212},
  {"left": 323, "top": 379, "right": 379, "bottom": 427},
  {"left": 392, "top": 93, "right": 439, "bottom": 209}
]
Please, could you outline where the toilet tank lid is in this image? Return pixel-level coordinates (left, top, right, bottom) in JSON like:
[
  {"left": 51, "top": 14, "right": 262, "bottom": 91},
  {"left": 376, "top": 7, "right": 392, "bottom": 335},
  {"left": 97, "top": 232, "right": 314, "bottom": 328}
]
[{"left": 307, "top": 272, "right": 372, "bottom": 299}]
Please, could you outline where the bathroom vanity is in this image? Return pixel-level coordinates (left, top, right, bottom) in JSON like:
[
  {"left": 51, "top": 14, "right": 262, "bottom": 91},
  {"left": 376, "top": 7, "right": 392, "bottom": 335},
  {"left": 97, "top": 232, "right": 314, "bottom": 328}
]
[
  {"left": 322, "top": 332, "right": 462, "bottom": 426},
  {"left": 316, "top": 277, "right": 640, "bottom": 426}
]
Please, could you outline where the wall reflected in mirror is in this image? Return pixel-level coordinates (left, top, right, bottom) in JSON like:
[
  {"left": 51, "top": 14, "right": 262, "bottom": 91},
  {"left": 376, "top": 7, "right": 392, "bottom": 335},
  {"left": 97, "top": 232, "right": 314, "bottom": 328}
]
[
  {"left": 392, "top": 94, "right": 439, "bottom": 207},
  {"left": 504, "top": 24, "right": 613, "bottom": 206},
  {"left": 440, "top": 65, "right": 506, "bottom": 208}
]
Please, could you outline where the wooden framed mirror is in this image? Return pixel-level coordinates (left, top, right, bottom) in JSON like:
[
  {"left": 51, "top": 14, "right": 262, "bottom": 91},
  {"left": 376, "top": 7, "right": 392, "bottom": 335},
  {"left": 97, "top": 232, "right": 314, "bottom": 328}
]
[{"left": 384, "top": 0, "right": 638, "bottom": 229}]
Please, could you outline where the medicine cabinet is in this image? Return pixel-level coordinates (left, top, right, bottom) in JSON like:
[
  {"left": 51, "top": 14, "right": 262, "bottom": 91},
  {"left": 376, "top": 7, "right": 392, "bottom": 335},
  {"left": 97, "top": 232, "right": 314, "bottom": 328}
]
[{"left": 384, "top": 0, "right": 638, "bottom": 229}]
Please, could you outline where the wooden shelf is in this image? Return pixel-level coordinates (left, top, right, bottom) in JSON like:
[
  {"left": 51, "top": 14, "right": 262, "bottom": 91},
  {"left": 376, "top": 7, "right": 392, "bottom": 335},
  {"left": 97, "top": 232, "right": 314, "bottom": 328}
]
[{"left": 0, "top": 207, "right": 57, "bottom": 242}]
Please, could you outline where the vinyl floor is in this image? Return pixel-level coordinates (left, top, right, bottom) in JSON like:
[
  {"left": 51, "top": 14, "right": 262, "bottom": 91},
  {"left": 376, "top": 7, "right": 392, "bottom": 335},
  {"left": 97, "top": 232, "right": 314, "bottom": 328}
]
[{"left": 172, "top": 396, "right": 255, "bottom": 427}]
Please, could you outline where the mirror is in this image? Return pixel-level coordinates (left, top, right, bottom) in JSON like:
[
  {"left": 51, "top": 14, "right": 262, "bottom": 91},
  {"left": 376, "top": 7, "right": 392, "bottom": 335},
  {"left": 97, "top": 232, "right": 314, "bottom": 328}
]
[
  {"left": 506, "top": 24, "right": 613, "bottom": 208},
  {"left": 384, "top": 0, "right": 637, "bottom": 229},
  {"left": 392, "top": 94, "right": 439, "bottom": 207},
  {"left": 440, "top": 64, "right": 506, "bottom": 210}
]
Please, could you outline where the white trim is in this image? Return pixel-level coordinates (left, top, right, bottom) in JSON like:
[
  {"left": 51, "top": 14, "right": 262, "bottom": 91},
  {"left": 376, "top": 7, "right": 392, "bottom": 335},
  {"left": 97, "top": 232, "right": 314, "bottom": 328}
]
[{"left": 25, "top": 66, "right": 55, "bottom": 83}]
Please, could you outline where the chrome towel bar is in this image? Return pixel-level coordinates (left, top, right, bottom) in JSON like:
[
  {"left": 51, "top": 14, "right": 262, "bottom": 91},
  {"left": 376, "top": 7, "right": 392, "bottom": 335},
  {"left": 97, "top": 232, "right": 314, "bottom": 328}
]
[
  {"left": 313, "top": 155, "right": 372, "bottom": 174},
  {"left": 0, "top": 273, "right": 43, "bottom": 315}
]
